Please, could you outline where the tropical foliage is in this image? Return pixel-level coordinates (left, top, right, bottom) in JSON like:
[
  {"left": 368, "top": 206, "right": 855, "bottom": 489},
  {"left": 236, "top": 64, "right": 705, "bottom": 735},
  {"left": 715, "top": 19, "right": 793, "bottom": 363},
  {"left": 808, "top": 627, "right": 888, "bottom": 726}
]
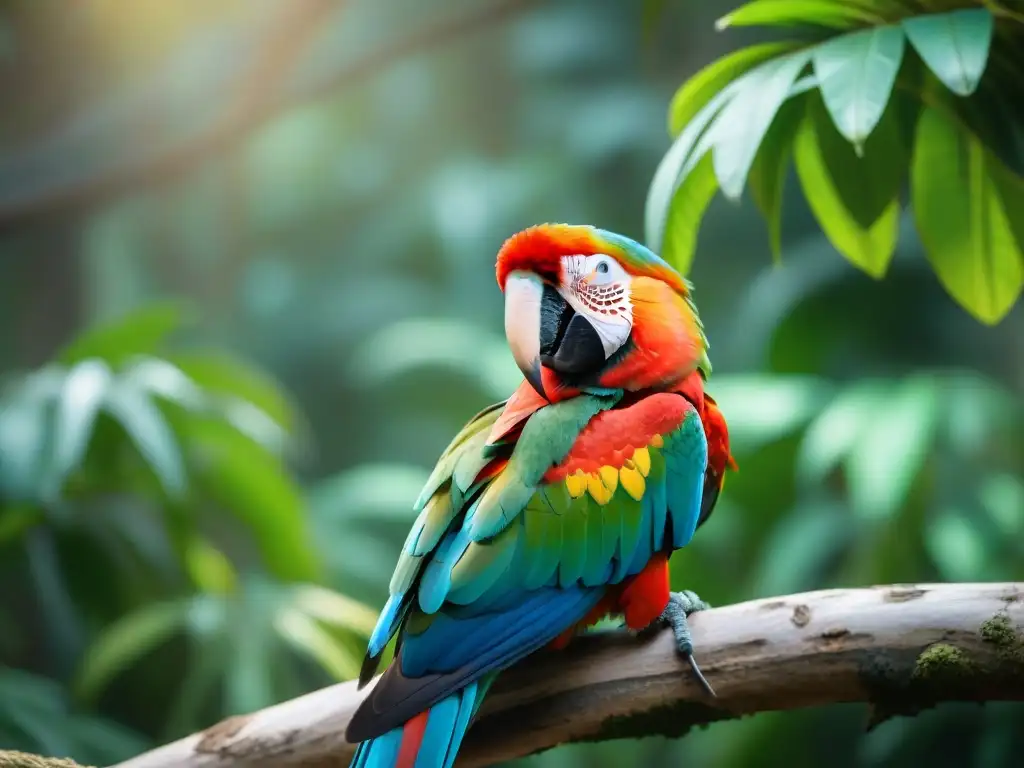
[
  {"left": 647, "top": 1, "right": 1024, "bottom": 324},
  {"left": 0, "top": 2, "right": 1022, "bottom": 768},
  {"left": 0, "top": 306, "right": 376, "bottom": 761}
]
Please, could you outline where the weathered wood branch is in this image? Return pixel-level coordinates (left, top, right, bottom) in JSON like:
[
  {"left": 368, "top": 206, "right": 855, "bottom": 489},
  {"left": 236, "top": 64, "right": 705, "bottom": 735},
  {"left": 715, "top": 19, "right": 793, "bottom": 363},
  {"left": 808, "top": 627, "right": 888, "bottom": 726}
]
[{"left": 110, "top": 583, "right": 1024, "bottom": 768}]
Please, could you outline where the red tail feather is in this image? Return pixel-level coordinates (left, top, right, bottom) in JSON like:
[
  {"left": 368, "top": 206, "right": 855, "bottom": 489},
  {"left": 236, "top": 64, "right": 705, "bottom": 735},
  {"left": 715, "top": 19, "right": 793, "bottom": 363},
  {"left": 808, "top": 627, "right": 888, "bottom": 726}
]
[{"left": 395, "top": 711, "right": 429, "bottom": 768}]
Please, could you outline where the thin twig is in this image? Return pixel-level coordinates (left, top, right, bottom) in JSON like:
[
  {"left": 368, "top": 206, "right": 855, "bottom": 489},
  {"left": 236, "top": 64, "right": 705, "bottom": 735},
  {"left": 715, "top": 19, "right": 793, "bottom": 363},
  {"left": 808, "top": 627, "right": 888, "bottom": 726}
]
[{"left": 0, "top": 0, "right": 540, "bottom": 233}]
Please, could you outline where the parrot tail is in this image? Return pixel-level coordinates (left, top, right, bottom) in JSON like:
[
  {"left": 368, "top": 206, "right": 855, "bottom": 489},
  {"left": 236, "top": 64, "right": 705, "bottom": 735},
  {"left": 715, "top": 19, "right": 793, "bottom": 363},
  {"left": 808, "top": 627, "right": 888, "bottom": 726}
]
[{"left": 350, "top": 678, "right": 491, "bottom": 768}]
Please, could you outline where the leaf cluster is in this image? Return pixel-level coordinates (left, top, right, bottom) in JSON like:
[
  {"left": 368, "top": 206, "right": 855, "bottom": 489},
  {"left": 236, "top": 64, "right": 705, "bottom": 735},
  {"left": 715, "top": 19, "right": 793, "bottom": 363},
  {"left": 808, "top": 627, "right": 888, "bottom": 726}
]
[
  {"left": 0, "top": 304, "right": 377, "bottom": 754},
  {"left": 646, "top": 2, "right": 1024, "bottom": 324}
]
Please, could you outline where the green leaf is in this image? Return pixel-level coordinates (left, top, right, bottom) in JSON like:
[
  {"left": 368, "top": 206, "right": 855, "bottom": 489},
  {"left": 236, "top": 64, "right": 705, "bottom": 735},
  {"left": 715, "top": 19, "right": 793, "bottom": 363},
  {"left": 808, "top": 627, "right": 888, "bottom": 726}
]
[
  {"left": 926, "top": 506, "right": 988, "bottom": 581},
  {"left": 307, "top": 463, "right": 429, "bottom": 522},
  {"left": 813, "top": 25, "right": 905, "bottom": 150},
  {"left": 952, "top": 86, "right": 1024, "bottom": 178},
  {"left": 183, "top": 537, "right": 237, "bottom": 595},
  {"left": 793, "top": 96, "right": 901, "bottom": 277},
  {"left": 75, "top": 600, "right": 189, "bottom": 699},
  {"left": 168, "top": 350, "right": 298, "bottom": 432},
  {"left": 796, "top": 379, "right": 889, "bottom": 485},
  {"left": 750, "top": 501, "right": 853, "bottom": 597},
  {"left": 978, "top": 472, "right": 1024, "bottom": 538},
  {"left": 989, "top": 149, "right": 1024, "bottom": 252},
  {"left": 902, "top": 9, "right": 993, "bottom": 97},
  {"left": 911, "top": 106, "right": 1024, "bottom": 324},
  {"left": 940, "top": 372, "right": 1018, "bottom": 455},
  {"left": 349, "top": 318, "right": 521, "bottom": 402},
  {"left": 0, "top": 374, "right": 59, "bottom": 500},
  {"left": 182, "top": 418, "right": 318, "bottom": 582},
  {"left": 748, "top": 96, "right": 806, "bottom": 261},
  {"left": 103, "top": 381, "right": 187, "bottom": 497},
  {"left": 717, "top": 0, "right": 880, "bottom": 31},
  {"left": 646, "top": 85, "right": 737, "bottom": 252},
  {"left": 49, "top": 360, "right": 113, "bottom": 495},
  {"left": 711, "top": 51, "right": 812, "bottom": 200},
  {"left": 669, "top": 41, "right": 799, "bottom": 136},
  {"left": 122, "top": 356, "right": 204, "bottom": 410},
  {"left": 660, "top": 153, "right": 719, "bottom": 275},
  {"left": 844, "top": 375, "right": 939, "bottom": 520},
  {"left": 275, "top": 608, "right": 361, "bottom": 681},
  {"left": 59, "top": 302, "right": 192, "bottom": 366},
  {"left": 292, "top": 584, "right": 378, "bottom": 636},
  {"left": 707, "top": 374, "right": 834, "bottom": 451}
]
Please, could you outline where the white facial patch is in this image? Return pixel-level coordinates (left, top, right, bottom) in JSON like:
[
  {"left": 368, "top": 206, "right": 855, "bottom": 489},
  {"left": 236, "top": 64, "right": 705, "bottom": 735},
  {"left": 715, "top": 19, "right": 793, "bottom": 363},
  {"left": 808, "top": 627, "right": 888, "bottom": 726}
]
[{"left": 560, "top": 253, "right": 633, "bottom": 358}]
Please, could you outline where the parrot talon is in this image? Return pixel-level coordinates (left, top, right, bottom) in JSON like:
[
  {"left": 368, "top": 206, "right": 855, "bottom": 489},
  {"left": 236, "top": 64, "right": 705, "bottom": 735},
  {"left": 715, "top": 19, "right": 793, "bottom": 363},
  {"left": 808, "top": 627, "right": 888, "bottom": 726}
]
[{"left": 658, "top": 590, "right": 716, "bottom": 698}]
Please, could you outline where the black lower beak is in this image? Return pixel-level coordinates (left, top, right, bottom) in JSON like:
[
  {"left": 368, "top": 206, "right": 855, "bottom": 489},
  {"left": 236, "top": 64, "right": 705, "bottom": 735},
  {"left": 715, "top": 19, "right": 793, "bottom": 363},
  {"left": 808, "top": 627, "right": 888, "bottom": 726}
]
[{"left": 539, "top": 285, "right": 606, "bottom": 376}]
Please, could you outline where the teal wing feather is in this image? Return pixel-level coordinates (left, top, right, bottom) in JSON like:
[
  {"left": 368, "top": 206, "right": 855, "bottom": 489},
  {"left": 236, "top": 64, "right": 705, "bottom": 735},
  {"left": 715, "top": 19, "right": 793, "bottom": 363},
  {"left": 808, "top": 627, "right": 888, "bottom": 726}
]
[
  {"left": 350, "top": 390, "right": 709, "bottom": 741},
  {"left": 360, "top": 393, "right": 618, "bottom": 681},
  {"left": 359, "top": 400, "right": 505, "bottom": 683},
  {"left": 417, "top": 391, "right": 709, "bottom": 610}
]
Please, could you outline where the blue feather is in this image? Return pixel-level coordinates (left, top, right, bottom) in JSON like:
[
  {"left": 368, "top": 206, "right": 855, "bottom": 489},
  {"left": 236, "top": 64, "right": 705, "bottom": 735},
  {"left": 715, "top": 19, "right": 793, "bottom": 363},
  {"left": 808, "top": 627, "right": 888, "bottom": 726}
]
[
  {"left": 368, "top": 594, "right": 406, "bottom": 659},
  {"left": 400, "top": 586, "right": 601, "bottom": 678},
  {"left": 349, "top": 683, "right": 482, "bottom": 768},
  {"left": 443, "top": 684, "right": 480, "bottom": 768},
  {"left": 351, "top": 727, "right": 401, "bottom": 768},
  {"left": 651, "top": 408, "right": 706, "bottom": 551},
  {"left": 418, "top": 530, "right": 471, "bottom": 613},
  {"left": 648, "top": 464, "right": 668, "bottom": 551}
]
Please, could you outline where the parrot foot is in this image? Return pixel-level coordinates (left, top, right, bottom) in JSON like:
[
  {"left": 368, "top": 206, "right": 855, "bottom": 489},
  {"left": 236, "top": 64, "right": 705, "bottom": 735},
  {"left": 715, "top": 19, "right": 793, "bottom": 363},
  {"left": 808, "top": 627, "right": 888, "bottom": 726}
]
[{"left": 657, "top": 590, "right": 715, "bottom": 698}]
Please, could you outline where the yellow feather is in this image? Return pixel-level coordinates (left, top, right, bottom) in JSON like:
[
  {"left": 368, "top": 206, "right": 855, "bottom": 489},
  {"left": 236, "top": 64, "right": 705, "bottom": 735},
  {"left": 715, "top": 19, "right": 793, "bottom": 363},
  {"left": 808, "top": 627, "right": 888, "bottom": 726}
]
[
  {"left": 619, "top": 466, "right": 646, "bottom": 500},
  {"left": 599, "top": 465, "right": 618, "bottom": 494},
  {"left": 566, "top": 470, "right": 588, "bottom": 499},
  {"left": 633, "top": 446, "right": 652, "bottom": 476},
  {"left": 588, "top": 472, "right": 613, "bottom": 505}
]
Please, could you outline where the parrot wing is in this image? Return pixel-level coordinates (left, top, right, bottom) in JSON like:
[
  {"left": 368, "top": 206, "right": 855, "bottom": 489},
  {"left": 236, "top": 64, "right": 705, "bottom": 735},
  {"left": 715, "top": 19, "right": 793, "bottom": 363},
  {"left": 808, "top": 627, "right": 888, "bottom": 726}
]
[
  {"left": 695, "top": 392, "right": 736, "bottom": 530},
  {"left": 348, "top": 389, "right": 708, "bottom": 742}
]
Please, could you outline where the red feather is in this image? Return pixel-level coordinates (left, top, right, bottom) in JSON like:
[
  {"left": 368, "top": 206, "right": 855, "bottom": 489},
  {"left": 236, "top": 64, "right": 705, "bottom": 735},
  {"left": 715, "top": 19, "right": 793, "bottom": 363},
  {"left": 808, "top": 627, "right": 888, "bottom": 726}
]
[
  {"left": 543, "top": 392, "right": 693, "bottom": 481},
  {"left": 485, "top": 380, "right": 549, "bottom": 445},
  {"left": 395, "top": 710, "right": 429, "bottom": 768},
  {"left": 495, "top": 224, "right": 608, "bottom": 289}
]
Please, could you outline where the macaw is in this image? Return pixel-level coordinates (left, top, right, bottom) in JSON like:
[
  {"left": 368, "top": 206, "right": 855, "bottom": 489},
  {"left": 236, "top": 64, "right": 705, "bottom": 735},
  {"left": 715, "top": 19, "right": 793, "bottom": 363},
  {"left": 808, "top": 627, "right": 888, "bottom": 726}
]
[{"left": 346, "top": 223, "right": 735, "bottom": 768}]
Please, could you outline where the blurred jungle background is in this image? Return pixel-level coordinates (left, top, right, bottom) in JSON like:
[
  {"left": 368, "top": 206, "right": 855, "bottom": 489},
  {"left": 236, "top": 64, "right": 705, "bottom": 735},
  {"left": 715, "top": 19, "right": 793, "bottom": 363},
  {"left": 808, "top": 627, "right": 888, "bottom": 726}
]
[{"left": 0, "top": 1, "right": 1022, "bottom": 767}]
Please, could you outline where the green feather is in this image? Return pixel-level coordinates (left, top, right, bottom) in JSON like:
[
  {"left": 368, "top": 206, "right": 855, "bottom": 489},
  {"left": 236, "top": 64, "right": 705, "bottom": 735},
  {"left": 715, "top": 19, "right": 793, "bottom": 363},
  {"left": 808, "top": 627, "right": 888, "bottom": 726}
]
[
  {"left": 409, "top": 485, "right": 456, "bottom": 556},
  {"left": 522, "top": 495, "right": 562, "bottom": 589},
  {"left": 614, "top": 493, "right": 646, "bottom": 580},
  {"left": 390, "top": 549, "right": 422, "bottom": 595},
  {"left": 452, "top": 429, "right": 495, "bottom": 499},
  {"left": 404, "top": 611, "right": 436, "bottom": 636},
  {"left": 465, "top": 392, "right": 619, "bottom": 541},
  {"left": 415, "top": 401, "right": 504, "bottom": 510},
  {"left": 554, "top": 485, "right": 587, "bottom": 586},
  {"left": 448, "top": 526, "right": 521, "bottom": 605},
  {"left": 600, "top": 493, "right": 623, "bottom": 566},
  {"left": 646, "top": 448, "right": 668, "bottom": 551},
  {"left": 581, "top": 496, "right": 608, "bottom": 586}
]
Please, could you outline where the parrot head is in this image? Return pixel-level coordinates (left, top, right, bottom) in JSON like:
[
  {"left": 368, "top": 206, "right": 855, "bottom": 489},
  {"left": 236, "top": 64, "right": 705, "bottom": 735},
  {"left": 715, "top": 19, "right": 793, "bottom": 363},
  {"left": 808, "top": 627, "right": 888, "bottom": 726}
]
[{"left": 496, "top": 223, "right": 711, "bottom": 401}]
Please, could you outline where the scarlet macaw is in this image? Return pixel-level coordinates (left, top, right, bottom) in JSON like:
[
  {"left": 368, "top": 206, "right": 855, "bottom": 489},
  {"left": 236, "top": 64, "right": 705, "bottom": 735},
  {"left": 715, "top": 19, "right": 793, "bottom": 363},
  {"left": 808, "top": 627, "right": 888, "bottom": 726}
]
[{"left": 346, "top": 223, "right": 735, "bottom": 768}]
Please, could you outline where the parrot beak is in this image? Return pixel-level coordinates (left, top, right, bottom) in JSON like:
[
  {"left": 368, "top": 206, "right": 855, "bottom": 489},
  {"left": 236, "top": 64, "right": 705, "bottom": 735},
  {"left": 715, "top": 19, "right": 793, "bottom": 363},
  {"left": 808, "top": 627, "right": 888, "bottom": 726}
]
[{"left": 504, "top": 272, "right": 546, "bottom": 398}]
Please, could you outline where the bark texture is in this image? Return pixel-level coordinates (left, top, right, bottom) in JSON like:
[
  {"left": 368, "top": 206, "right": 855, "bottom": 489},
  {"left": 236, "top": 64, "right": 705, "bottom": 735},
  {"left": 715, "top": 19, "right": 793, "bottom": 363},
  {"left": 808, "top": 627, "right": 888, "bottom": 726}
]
[{"left": 105, "top": 582, "right": 1024, "bottom": 768}]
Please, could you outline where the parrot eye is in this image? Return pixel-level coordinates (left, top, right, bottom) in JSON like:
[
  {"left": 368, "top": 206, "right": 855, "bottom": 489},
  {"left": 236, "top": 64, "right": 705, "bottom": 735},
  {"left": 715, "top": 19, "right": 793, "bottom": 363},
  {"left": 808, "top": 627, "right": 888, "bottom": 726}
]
[{"left": 596, "top": 261, "right": 609, "bottom": 274}]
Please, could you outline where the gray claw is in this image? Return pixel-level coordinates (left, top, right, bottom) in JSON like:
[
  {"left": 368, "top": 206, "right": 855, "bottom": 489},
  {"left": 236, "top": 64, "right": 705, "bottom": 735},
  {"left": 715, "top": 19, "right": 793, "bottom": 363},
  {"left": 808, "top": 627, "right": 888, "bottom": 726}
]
[{"left": 657, "top": 590, "right": 715, "bottom": 698}]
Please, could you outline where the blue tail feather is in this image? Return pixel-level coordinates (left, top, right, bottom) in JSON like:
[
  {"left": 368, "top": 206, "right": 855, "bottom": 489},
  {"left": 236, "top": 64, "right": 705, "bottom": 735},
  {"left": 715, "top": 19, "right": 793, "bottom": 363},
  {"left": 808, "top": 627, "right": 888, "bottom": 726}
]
[{"left": 349, "top": 680, "right": 486, "bottom": 768}]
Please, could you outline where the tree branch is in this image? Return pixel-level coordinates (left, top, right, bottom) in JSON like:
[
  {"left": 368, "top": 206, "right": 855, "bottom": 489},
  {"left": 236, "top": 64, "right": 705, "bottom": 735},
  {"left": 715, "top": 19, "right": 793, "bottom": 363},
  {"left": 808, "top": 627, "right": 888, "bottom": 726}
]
[
  {"left": 110, "top": 583, "right": 1024, "bottom": 768},
  {"left": 0, "top": 0, "right": 337, "bottom": 234},
  {"left": 0, "top": 0, "right": 539, "bottom": 233}
]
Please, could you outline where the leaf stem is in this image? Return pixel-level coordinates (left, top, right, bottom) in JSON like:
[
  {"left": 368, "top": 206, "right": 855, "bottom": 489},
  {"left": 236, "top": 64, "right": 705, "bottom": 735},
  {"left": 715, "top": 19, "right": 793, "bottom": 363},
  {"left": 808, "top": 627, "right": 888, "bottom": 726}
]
[{"left": 981, "top": 0, "right": 1024, "bottom": 25}]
